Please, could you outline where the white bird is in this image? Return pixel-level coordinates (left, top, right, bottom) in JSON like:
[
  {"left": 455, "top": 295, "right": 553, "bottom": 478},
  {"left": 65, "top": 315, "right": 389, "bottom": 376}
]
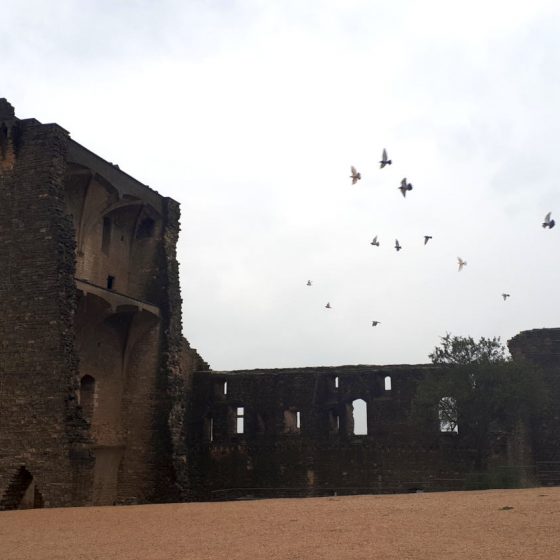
[
  {"left": 306, "top": 280, "right": 312, "bottom": 286},
  {"left": 370, "top": 236, "right": 380, "bottom": 247},
  {"left": 380, "top": 148, "right": 392, "bottom": 168},
  {"left": 372, "top": 321, "right": 381, "bottom": 326},
  {"left": 502, "top": 293, "right": 510, "bottom": 301},
  {"left": 457, "top": 257, "right": 467, "bottom": 272},
  {"left": 395, "top": 239, "right": 402, "bottom": 251},
  {"left": 543, "top": 212, "right": 555, "bottom": 229},
  {"left": 399, "top": 178, "right": 413, "bottom": 198},
  {"left": 350, "top": 166, "right": 361, "bottom": 185}
]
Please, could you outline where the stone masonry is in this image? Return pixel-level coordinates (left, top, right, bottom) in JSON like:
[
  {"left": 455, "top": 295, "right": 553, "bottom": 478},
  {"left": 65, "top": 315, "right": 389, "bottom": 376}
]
[{"left": 0, "top": 100, "right": 559, "bottom": 508}]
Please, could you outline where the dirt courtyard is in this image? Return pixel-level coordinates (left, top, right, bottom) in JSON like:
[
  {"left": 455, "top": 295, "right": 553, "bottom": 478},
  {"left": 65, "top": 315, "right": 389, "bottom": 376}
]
[{"left": 2, "top": 487, "right": 559, "bottom": 560}]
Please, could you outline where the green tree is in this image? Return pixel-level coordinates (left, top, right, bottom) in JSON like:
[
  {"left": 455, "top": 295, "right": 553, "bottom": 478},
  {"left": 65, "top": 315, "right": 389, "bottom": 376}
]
[
  {"left": 414, "top": 334, "right": 547, "bottom": 473},
  {"left": 428, "top": 333, "right": 508, "bottom": 365}
]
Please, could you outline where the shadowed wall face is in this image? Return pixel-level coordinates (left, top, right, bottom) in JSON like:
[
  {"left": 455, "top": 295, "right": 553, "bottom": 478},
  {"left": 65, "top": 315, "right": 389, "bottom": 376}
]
[
  {"left": 185, "top": 366, "right": 485, "bottom": 500},
  {"left": 0, "top": 100, "right": 94, "bottom": 508},
  {"left": 185, "top": 348, "right": 560, "bottom": 501},
  {"left": 0, "top": 99, "right": 193, "bottom": 509},
  {"left": 64, "top": 147, "right": 177, "bottom": 506}
]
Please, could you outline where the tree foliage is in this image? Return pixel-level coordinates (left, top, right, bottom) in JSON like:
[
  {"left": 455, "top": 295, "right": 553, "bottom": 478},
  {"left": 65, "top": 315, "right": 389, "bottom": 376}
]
[
  {"left": 413, "top": 334, "right": 548, "bottom": 468},
  {"left": 428, "top": 333, "right": 508, "bottom": 365}
]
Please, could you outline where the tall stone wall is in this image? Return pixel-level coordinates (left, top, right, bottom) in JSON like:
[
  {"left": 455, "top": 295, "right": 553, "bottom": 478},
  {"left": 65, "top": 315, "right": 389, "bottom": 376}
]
[
  {"left": 508, "top": 329, "right": 560, "bottom": 485},
  {"left": 0, "top": 99, "right": 203, "bottom": 508},
  {"left": 0, "top": 100, "right": 93, "bottom": 508}
]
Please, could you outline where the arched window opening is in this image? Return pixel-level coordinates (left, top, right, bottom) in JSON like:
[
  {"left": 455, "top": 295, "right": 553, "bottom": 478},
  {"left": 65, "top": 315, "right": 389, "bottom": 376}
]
[
  {"left": 283, "top": 408, "right": 301, "bottom": 433},
  {"left": 351, "top": 399, "right": 368, "bottom": 435},
  {"left": 79, "top": 375, "right": 96, "bottom": 422},
  {"left": 439, "top": 397, "right": 458, "bottom": 433},
  {"left": 334, "top": 376, "right": 339, "bottom": 389},
  {"left": 384, "top": 376, "right": 392, "bottom": 391},
  {"left": 224, "top": 381, "right": 228, "bottom": 396}
]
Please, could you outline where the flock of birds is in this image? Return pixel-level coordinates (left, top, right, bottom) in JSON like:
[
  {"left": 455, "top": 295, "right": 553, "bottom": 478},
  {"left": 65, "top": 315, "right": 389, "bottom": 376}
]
[{"left": 305, "top": 148, "right": 556, "bottom": 327}]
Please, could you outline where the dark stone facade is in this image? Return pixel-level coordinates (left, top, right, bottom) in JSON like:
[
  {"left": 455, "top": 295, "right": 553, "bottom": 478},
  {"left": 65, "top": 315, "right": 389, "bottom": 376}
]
[
  {"left": 0, "top": 100, "right": 207, "bottom": 509},
  {"left": 183, "top": 365, "right": 500, "bottom": 500},
  {"left": 0, "top": 99, "right": 559, "bottom": 508}
]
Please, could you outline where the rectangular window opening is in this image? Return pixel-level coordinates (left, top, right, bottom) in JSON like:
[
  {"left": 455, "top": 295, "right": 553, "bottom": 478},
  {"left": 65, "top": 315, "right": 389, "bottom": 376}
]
[
  {"left": 106, "top": 275, "right": 115, "bottom": 290},
  {"left": 236, "top": 406, "right": 244, "bottom": 434},
  {"left": 102, "top": 217, "right": 112, "bottom": 254},
  {"left": 283, "top": 408, "right": 301, "bottom": 433}
]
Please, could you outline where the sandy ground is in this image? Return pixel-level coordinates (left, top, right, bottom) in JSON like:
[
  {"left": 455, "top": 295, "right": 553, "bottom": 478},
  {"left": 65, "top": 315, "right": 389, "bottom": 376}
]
[{"left": 2, "top": 487, "right": 560, "bottom": 560}]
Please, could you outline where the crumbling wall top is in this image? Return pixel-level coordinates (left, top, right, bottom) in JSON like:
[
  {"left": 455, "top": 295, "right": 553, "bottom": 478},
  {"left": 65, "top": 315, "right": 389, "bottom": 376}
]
[
  {"left": 0, "top": 99, "right": 15, "bottom": 120},
  {"left": 507, "top": 328, "right": 560, "bottom": 366}
]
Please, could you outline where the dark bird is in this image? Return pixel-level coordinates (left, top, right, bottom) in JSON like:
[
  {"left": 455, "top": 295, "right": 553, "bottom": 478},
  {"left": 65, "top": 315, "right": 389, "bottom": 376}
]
[
  {"left": 457, "top": 257, "right": 467, "bottom": 272},
  {"left": 370, "top": 235, "right": 380, "bottom": 247},
  {"left": 502, "top": 293, "right": 510, "bottom": 301},
  {"left": 543, "top": 212, "right": 555, "bottom": 229},
  {"left": 395, "top": 239, "right": 402, "bottom": 251},
  {"left": 399, "top": 178, "right": 413, "bottom": 198},
  {"left": 424, "top": 235, "right": 432, "bottom": 245},
  {"left": 306, "top": 280, "right": 312, "bottom": 286},
  {"left": 350, "top": 166, "right": 361, "bottom": 185},
  {"left": 380, "top": 148, "right": 392, "bottom": 168},
  {"left": 325, "top": 302, "right": 331, "bottom": 309},
  {"left": 372, "top": 321, "right": 381, "bottom": 326}
]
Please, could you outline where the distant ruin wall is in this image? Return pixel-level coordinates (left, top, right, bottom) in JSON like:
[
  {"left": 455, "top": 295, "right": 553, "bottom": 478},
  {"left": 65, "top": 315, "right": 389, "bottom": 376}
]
[
  {"left": 182, "top": 332, "right": 560, "bottom": 501},
  {"left": 185, "top": 365, "right": 485, "bottom": 500}
]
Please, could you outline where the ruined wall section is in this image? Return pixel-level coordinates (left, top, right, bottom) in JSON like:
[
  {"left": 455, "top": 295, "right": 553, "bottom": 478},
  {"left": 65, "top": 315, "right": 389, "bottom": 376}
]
[
  {"left": 185, "top": 365, "right": 481, "bottom": 501},
  {"left": 508, "top": 329, "right": 560, "bottom": 485},
  {"left": 0, "top": 100, "right": 93, "bottom": 508},
  {"left": 173, "top": 338, "right": 210, "bottom": 500},
  {"left": 153, "top": 198, "right": 210, "bottom": 502},
  {"left": 63, "top": 145, "right": 198, "bottom": 505}
]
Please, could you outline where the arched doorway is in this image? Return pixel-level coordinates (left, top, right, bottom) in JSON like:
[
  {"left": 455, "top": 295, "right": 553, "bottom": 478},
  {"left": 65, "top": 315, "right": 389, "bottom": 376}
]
[{"left": 0, "top": 467, "right": 44, "bottom": 510}]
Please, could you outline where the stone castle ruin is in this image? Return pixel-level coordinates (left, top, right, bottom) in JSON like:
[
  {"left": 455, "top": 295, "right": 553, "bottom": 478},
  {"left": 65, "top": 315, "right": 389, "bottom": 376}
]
[{"left": 1, "top": 100, "right": 559, "bottom": 509}]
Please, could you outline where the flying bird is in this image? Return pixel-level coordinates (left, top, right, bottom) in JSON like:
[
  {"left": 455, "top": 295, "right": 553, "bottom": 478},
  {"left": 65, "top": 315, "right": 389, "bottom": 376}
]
[
  {"left": 350, "top": 166, "right": 361, "bottom": 185},
  {"left": 543, "top": 212, "right": 555, "bottom": 229},
  {"left": 424, "top": 235, "right": 432, "bottom": 245},
  {"left": 370, "top": 236, "right": 380, "bottom": 247},
  {"left": 325, "top": 302, "right": 332, "bottom": 309},
  {"left": 398, "top": 178, "right": 413, "bottom": 197},
  {"left": 372, "top": 321, "right": 381, "bottom": 327},
  {"left": 306, "top": 280, "right": 312, "bottom": 286},
  {"left": 395, "top": 239, "right": 402, "bottom": 252},
  {"left": 380, "top": 148, "right": 392, "bottom": 168},
  {"left": 502, "top": 293, "right": 510, "bottom": 301},
  {"left": 457, "top": 257, "right": 467, "bottom": 272}
]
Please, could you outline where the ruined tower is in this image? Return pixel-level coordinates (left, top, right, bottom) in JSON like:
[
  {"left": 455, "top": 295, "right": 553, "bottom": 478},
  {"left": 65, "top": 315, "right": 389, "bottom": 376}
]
[{"left": 0, "top": 99, "right": 205, "bottom": 508}]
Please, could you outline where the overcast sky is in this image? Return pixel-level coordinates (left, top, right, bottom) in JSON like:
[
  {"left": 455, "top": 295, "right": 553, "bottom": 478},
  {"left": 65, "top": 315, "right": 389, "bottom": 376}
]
[{"left": 3, "top": 0, "right": 560, "bottom": 370}]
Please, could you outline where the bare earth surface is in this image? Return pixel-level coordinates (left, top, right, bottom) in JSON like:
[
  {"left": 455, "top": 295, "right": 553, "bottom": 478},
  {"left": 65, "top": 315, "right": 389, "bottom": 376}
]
[{"left": 2, "top": 487, "right": 560, "bottom": 560}]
